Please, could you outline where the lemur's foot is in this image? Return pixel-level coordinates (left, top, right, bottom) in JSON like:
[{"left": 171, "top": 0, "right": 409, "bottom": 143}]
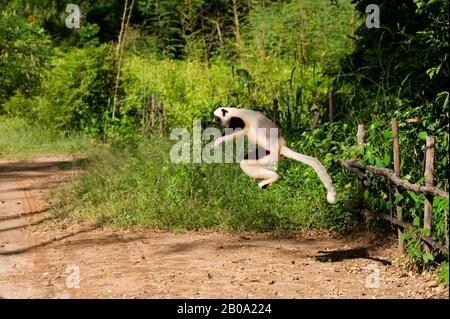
[
  {"left": 327, "top": 191, "right": 336, "bottom": 204},
  {"left": 258, "top": 182, "right": 271, "bottom": 189}
]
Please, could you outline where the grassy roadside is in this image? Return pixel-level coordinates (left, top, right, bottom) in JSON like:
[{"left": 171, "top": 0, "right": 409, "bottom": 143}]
[
  {"left": 0, "top": 116, "right": 353, "bottom": 232},
  {"left": 52, "top": 136, "right": 354, "bottom": 232},
  {"left": 0, "top": 117, "right": 95, "bottom": 160}
]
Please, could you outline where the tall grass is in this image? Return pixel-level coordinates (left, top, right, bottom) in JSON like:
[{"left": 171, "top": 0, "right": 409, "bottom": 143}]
[
  {"left": 55, "top": 136, "right": 355, "bottom": 232},
  {"left": 0, "top": 117, "right": 94, "bottom": 160}
]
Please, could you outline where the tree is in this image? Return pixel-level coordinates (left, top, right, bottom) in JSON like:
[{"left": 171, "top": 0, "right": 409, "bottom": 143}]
[{"left": 0, "top": 11, "right": 51, "bottom": 110}]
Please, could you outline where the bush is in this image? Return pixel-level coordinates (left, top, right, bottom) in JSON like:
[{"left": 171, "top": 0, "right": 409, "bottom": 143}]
[
  {"left": 0, "top": 11, "right": 51, "bottom": 110},
  {"left": 119, "top": 54, "right": 341, "bottom": 133},
  {"left": 33, "top": 44, "right": 115, "bottom": 134}
]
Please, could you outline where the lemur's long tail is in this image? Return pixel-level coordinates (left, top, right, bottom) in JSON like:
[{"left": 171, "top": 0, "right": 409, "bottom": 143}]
[{"left": 280, "top": 145, "right": 336, "bottom": 204}]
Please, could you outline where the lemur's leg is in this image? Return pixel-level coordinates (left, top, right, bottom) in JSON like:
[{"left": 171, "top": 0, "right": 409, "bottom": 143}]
[
  {"left": 257, "top": 167, "right": 279, "bottom": 189},
  {"left": 240, "top": 151, "right": 279, "bottom": 189},
  {"left": 240, "top": 160, "right": 279, "bottom": 189}
]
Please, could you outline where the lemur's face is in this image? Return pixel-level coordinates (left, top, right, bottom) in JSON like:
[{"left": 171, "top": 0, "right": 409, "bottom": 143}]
[{"left": 213, "top": 108, "right": 232, "bottom": 127}]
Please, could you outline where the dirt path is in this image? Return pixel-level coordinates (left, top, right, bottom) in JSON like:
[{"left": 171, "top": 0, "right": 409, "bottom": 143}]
[{"left": 0, "top": 157, "right": 447, "bottom": 299}]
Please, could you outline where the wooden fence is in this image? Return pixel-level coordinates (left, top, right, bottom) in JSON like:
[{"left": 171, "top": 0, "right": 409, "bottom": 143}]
[
  {"left": 338, "top": 118, "right": 449, "bottom": 255},
  {"left": 142, "top": 94, "right": 165, "bottom": 135},
  {"left": 138, "top": 98, "right": 447, "bottom": 256}
]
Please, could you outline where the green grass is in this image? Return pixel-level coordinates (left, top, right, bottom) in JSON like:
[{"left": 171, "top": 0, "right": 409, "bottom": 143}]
[
  {"left": 54, "top": 136, "right": 355, "bottom": 232},
  {"left": 0, "top": 116, "right": 354, "bottom": 233},
  {"left": 0, "top": 117, "right": 96, "bottom": 160}
]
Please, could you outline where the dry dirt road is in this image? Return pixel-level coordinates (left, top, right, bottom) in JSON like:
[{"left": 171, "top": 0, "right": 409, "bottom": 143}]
[{"left": 0, "top": 156, "right": 447, "bottom": 299}]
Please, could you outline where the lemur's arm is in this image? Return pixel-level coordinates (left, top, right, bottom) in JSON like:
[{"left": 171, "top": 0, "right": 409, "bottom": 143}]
[{"left": 214, "top": 129, "right": 246, "bottom": 149}]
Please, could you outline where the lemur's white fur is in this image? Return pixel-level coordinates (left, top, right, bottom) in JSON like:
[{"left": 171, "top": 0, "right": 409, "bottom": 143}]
[{"left": 213, "top": 107, "right": 336, "bottom": 204}]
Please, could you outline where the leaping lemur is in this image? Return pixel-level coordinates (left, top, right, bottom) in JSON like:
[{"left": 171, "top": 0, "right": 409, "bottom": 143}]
[{"left": 213, "top": 107, "right": 336, "bottom": 204}]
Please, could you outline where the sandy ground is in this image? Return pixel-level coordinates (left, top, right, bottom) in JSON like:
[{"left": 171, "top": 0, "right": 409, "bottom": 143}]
[{"left": 0, "top": 156, "right": 448, "bottom": 299}]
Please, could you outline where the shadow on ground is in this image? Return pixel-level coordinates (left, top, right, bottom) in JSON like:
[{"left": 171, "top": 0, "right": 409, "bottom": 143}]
[{"left": 315, "top": 247, "right": 392, "bottom": 266}]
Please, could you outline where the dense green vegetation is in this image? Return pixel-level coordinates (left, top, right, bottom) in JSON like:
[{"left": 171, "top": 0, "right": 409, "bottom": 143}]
[{"left": 0, "top": 0, "right": 448, "bottom": 280}]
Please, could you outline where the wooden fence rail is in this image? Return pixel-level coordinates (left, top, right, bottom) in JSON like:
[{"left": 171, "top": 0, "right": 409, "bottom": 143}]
[
  {"left": 361, "top": 210, "right": 448, "bottom": 255},
  {"left": 337, "top": 118, "right": 449, "bottom": 256},
  {"left": 338, "top": 160, "right": 449, "bottom": 199}
]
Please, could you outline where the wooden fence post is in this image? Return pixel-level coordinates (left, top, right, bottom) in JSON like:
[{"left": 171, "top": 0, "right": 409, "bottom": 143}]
[
  {"left": 328, "top": 88, "right": 334, "bottom": 125},
  {"left": 272, "top": 99, "right": 278, "bottom": 125},
  {"left": 357, "top": 124, "right": 365, "bottom": 148},
  {"left": 311, "top": 110, "right": 320, "bottom": 130},
  {"left": 151, "top": 93, "right": 155, "bottom": 130},
  {"left": 357, "top": 124, "right": 366, "bottom": 209},
  {"left": 143, "top": 95, "right": 152, "bottom": 134},
  {"left": 391, "top": 118, "right": 405, "bottom": 254},
  {"left": 423, "top": 136, "right": 435, "bottom": 253},
  {"left": 158, "top": 101, "right": 164, "bottom": 135}
]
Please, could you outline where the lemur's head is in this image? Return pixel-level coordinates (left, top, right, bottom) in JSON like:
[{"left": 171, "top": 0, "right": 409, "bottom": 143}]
[{"left": 213, "top": 107, "right": 232, "bottom": 127}]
